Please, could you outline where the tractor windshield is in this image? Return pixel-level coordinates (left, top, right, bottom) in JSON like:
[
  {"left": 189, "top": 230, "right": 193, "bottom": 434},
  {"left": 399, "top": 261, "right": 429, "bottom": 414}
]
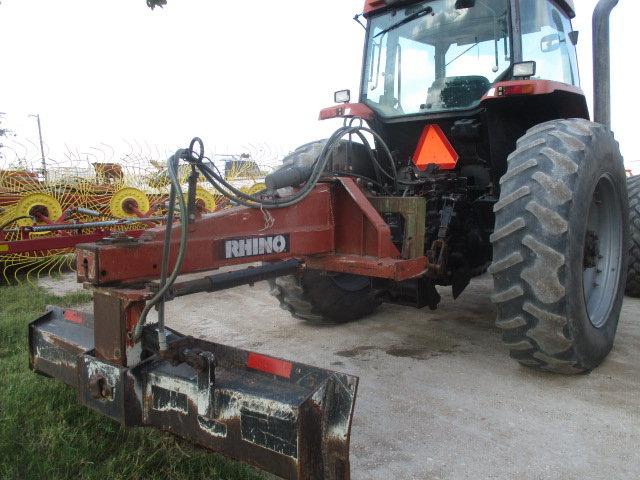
[{"left": 363, "top": 0, "right": 511, "bottom": 117}]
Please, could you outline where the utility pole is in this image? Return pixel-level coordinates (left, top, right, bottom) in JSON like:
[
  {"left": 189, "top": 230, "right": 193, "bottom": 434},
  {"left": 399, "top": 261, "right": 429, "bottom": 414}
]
[{"left": 29, "top": 114, "right": 47, "bottom": 180}]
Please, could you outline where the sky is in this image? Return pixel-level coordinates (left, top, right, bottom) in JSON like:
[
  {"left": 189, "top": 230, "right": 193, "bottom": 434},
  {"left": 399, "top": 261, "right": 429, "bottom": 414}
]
[{"left": 0, "top": 0, "right": 637, "bottom": 171}]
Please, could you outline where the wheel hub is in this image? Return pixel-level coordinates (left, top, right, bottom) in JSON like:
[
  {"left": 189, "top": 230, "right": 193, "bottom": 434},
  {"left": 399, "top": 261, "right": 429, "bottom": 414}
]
[
  {"left": 122, "top": 198, "right": 139, "bottom": 215},
  {"left": 583, "top": 230, "right": 600, "bottom": 269},
  {"left": 28, "top": 204, "right": 50, "bottom": 220},
  {"left": 582, "top": 174, "right": 623, "bottom": 328}
]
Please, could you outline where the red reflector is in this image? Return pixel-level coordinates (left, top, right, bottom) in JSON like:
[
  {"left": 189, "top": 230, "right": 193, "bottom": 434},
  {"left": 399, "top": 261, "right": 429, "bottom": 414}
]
[
  {"left": 498, "top": 84, "right": 535, "bottom": 96},
  {"left": 247, "top": 353, "right": 293, "bottom": 379},
  {"left": 412, "top": 124, "right": 459, "bottom": 171},
  {"left": 63, "top": 310, "right": 83, "bottom": 325}
]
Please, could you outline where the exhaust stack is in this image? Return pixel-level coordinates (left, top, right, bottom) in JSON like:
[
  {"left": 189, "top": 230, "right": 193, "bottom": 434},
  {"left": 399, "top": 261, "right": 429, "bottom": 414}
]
[{"left": 592, "top": 0, "right": 620, "bottom": 128}]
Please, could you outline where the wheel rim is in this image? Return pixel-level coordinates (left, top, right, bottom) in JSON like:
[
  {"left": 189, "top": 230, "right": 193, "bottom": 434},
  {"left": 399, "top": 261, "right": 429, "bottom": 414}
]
[{"left": 582, "top": 174, "right": 624, "bottom": 328}]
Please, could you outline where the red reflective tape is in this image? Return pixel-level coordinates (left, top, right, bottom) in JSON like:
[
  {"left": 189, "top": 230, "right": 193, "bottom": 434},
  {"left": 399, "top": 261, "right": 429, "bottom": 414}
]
[
  {"left": 246, "top": 353, "right": 292, "bottom": 379},
  {"left": 63, "top": 310, "right": 83, "bottom": 325}
]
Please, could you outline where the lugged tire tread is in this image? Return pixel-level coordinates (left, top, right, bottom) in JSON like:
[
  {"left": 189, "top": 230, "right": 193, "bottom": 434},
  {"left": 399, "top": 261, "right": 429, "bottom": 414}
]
[
  {"left": 490, "top": 218, "right": 525, "bottom": 243},
  {"left": 525, "top": 201, "right": 569, "bottom": 235},
  {"left": 496, "top": 315, "right": 527, "bottom": 330},
  {"left": 491, "top": 118, "right": 607, "bottom": 373},
  {"left": 532, "top": 171, "right": 573, "bottom": 205},
  {"left": 520, "top": 234, "right": 566, "bottom": 305},
  {"left": 489, "top": 252, "right": 524, "bottom": 275},
  {"left": 516, "top": 122, "right": 557, "bottom": 146},
  {"left": 627, "top": 175, "right": 640, "bottom": 297},
  {"left": 491, "top": 285, "right": 524, "bottom": 304},
  {"left": 269, "top": 276, "right": 323, "bottom": 321},
  {"left": 269, "top": 271, "right": 378, "bottom": 324},
  {"left": 500, "top": 159, "right": 538, "bottom": 184},
  {"left": 493, "top": 186, "right": 531, "bottom": 212},
  {"left": 510, "top": 138, "right": 546, "bottom": 160}
]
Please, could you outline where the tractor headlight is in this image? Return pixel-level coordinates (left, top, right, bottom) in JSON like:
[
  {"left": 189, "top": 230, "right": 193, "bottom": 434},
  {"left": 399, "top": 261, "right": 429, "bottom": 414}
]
[
  {"left": 334, "top": 89, "right": 351, "bottom": 104},
  {"left": 513, "top": 61, "right": 537, "bottom": 79}
]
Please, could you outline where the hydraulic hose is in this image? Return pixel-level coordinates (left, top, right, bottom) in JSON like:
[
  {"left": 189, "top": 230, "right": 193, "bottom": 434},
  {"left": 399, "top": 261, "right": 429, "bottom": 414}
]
[
  {"left": 198, "top": 126, "right": 353, "bottom": 208},
  {"left": 155, "top": 181, "right": 177, "bottom": 351},
  {"left": 133, "top": 149, "right": 189, "bottom": 345},
  {"left": 194, "top": 122, "right": 399, "bottom": 209},
  {"left": 131, "top": 124, "right": 399, "bottom": 347}
]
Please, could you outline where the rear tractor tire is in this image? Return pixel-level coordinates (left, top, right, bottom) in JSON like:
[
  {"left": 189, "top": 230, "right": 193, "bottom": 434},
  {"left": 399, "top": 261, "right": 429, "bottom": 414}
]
[
  {"left": 626, "top": 175, "right": 640, "bottom": 297},
  {"left": 268, "top": 270, "right": 379, "bottom": 324},
  {"left": 490, "top": 118, "right": 629, "bottom": 373}
]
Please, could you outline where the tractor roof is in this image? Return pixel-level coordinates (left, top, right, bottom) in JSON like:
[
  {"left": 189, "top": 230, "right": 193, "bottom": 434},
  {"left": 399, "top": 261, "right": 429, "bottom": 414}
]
[{"left": 363, "top": 0, "right": 575, "bottom": 19}]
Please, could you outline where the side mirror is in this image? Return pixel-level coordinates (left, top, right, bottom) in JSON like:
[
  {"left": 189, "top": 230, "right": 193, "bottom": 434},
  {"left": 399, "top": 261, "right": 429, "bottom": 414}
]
[
  {"left": 540, "top": 33, "right": 561, "bottom": 53},
  {"left": 334, "top": 89, "right": 351, "bottom": 104}
]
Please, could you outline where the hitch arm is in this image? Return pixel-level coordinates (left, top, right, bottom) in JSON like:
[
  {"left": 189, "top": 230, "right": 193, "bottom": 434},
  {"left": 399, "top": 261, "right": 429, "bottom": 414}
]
[{"left": 162, "top": 259, "right": 302, "bottom": 299}]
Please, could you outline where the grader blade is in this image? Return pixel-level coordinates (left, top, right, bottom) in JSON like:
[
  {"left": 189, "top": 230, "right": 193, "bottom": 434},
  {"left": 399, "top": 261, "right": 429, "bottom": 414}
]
[{"left": 29, "top": 307, "right": 358, "bottom": 480}]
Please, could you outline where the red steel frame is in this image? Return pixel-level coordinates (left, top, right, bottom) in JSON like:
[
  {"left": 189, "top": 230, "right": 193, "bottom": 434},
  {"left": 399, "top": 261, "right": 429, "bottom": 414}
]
[
  {"left": 0, "top": 230, "right": 146, "bottom": 255},
  {"left": 77, "top": 178, "right": 429, "bottom": 287}
]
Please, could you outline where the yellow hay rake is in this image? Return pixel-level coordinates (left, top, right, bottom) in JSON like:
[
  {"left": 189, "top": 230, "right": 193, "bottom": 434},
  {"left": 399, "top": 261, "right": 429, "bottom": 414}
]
[{"left": 0, "top": 152, "right": 268, "bottom": 283}]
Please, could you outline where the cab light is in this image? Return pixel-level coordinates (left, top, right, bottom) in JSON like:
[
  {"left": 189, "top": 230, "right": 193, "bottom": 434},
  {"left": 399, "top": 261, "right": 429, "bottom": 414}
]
[{"left": 498, "top": 84, "right": 536, "bottom": 96}]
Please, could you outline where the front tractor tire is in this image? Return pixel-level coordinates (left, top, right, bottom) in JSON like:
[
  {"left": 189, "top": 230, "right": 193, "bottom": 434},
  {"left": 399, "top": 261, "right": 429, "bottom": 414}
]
[
  {"left": 490, "top": 119, "right": 629, "bottom": 374},
  {"left": 626, "top": 175, "right": 640, "bottom": 297},
  {"left": 269, "top": 270, "right": 379, "bottom": 324}
]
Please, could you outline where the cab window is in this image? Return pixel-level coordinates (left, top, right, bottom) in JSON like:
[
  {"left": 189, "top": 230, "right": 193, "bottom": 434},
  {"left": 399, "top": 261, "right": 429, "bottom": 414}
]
[{"left": 519, "top": 0, "right": 580, "bottom": 85}]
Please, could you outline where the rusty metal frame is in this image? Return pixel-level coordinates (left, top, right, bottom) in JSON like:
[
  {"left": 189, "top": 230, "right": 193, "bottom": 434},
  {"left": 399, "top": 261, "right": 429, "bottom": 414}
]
[
  {"left": 29, "top": 177, "right": 434, "bottom": 479},
  {"left": 368, "top": 196, "right": 426, "bottom": 260},
  {"left": 76, "top": 179, "right": 429, "bottom": 285}
]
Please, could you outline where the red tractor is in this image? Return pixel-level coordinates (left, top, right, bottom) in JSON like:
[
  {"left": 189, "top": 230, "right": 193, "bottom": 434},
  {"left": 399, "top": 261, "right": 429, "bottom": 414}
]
[{"left": 30, "top": 0, "right": 632, "bottom": 478}]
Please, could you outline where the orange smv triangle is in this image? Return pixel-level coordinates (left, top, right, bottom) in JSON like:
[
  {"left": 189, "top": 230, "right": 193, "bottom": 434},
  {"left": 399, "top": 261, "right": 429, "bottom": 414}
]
[{"left": 412, "top": 124, "right": 459, "bottom": 171}]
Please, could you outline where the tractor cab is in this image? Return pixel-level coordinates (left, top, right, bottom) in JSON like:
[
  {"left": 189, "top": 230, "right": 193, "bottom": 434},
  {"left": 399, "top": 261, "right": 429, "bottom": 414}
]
[
  {"left": 321, "top": 0, "right": 588, "bottom": 192},
  {"left": 361, "top": 0, "right": 579, "bottom": 119}
]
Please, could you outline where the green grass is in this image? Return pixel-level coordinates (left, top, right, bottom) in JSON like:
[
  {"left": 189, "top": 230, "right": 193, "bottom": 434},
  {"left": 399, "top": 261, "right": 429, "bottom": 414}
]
[{"left": 0, "top": 284, "right": 264, "bottom": 480}]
